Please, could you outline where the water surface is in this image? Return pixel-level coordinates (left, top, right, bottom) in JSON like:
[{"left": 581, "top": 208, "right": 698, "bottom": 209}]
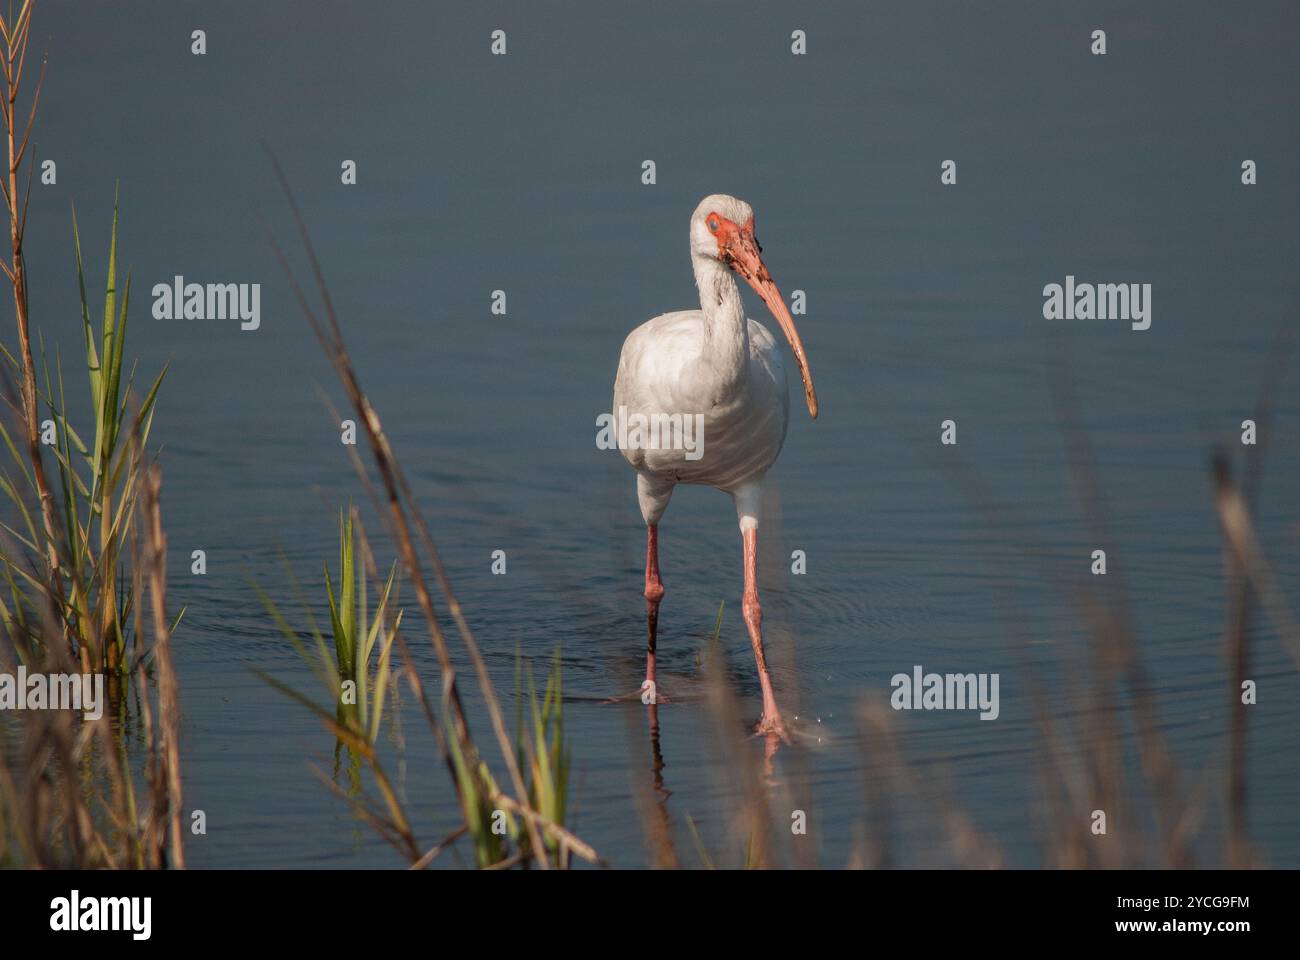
[{"left": 14, "top": 0, "right": 1299, "bottom": 867}]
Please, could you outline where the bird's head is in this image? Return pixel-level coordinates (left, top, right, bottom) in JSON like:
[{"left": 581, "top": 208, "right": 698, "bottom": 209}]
[{"left": 690, "top": 194, "right": 818, "bottom": 419}]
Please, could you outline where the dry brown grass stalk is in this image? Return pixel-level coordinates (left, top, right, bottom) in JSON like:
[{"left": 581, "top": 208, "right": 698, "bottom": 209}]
[
  {"left": 264, "top": 151, "right": 602, "bottom": 869},
  {"left": 139, "top": 465, "right": 185, "bottom": 867},
  {"left": 0, "top": 1, "right": 64, "bottom": 635},
  {"left": 1, "top": 452, "right": 186, "bottom": 868},
  {"left": 0, "top": 0, "right": 183, "bottom": 870}
]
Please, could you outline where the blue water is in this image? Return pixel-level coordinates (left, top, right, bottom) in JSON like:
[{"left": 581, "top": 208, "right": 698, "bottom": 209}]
[{"left": 8, "top": 0, "right": 1298, "bottom": 867}]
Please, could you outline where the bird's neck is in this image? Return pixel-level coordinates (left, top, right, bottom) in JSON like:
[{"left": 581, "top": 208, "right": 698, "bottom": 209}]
[{"left": 693, "top": 254, "right": 749, "bottom": 386}]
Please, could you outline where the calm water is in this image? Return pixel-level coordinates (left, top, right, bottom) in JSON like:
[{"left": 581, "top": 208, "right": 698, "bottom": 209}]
[{"left": 12, "top": 0, "right": 1299, "bottom": 866}]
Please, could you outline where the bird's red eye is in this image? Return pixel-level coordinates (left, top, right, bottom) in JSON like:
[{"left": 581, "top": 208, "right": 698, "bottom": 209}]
[{"left": 707, "top": 216, "right": 720, "bottom": 233}]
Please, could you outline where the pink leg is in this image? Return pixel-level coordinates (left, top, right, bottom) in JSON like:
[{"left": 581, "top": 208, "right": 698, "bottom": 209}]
[
  {"left": 643, "top": 524, "right": 665, "bottom": 698},
  {"left": 741, "top": 527, "right": 786, "bottom": 738}
]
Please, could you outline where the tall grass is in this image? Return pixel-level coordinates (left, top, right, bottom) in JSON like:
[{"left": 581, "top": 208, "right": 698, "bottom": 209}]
[
  {"left": 516, "top": 651, "right": 570, "bottom": 867},
  {"left": 257, "top": 504, "right": 590, "bottom": 869},
  {"left": 1, "top": 197, "right": 166, "bottom": 673},
  {"left": 264, "top": 158, "right": 601, "bottom": 867},
  {"left": 0, "top": 0, "right": 182, "bottom": 869},
  {"left": 258, "top": 508, "right": 401, "bottom": 747},
  {"left": 10, "top": 200, "right": 165, "bottom": 672},
  {"left": 256, "top": 506, "right": 410, "bottom": 838}
]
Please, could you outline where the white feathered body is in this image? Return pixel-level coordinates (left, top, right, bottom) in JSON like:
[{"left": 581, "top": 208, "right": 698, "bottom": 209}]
[{"left": 612, "top": 306, "right": 789, "bottom": 523}]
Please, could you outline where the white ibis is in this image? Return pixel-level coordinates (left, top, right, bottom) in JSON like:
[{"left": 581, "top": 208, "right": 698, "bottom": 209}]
[{"left": 611, "top": 194, "right": 818, "bottom": 738}]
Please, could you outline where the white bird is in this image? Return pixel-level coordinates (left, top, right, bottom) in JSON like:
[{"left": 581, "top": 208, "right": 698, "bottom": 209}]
[{"left": 611, "top": 194, "right": 818, "bottom": 738}]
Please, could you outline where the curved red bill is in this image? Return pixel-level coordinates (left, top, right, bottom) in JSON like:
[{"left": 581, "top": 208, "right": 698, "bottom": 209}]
[{"left": 726, "top": 225, "right": 818, "bottom": 419}]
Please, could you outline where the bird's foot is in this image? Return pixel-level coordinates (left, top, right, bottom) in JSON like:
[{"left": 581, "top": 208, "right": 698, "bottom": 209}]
[{"left": 754, "top": 711, "right": 790, "bottom": 743}]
